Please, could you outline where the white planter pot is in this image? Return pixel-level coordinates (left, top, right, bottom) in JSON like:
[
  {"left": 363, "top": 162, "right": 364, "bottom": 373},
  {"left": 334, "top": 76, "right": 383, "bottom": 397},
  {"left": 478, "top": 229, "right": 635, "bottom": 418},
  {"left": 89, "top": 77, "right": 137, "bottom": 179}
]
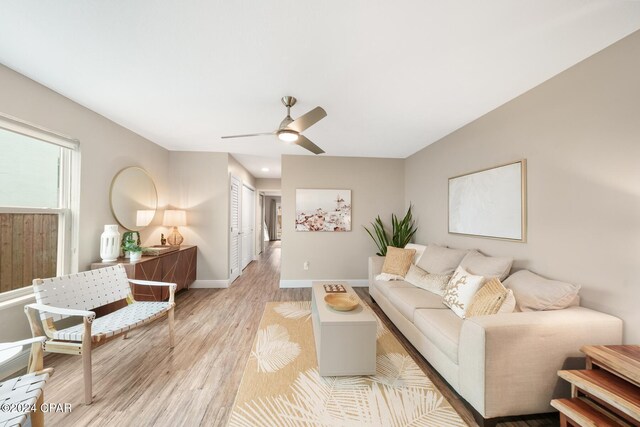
[
  {"left": 100, "top": 225, "right": 120, "bottom": 262},
  {"left": 129, "top": 251, "right": 142, "bottom": 262}
]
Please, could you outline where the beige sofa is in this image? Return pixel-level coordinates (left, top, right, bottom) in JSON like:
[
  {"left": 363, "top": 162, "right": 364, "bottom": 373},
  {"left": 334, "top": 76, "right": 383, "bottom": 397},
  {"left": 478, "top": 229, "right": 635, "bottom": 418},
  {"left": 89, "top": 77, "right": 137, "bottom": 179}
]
[{"left": 368, "top": 254, "right": 623, "bottom": 422}]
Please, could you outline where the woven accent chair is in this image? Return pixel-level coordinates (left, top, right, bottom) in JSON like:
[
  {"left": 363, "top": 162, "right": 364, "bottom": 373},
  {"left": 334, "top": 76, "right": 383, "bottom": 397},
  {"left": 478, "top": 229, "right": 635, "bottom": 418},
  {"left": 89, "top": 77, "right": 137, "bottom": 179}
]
[
  {"left": 24, "top": 265, "right": 176, "bottom": 405},
  {"left": 0, "top": 337, "right": 53, "bottom": 427}
]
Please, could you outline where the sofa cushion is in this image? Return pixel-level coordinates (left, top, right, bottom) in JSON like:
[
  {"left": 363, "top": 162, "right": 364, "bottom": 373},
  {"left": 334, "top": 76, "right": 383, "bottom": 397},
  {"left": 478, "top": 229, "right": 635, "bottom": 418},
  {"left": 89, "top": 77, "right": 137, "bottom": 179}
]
[
  {"left": 460, "top": 250, "right": 513, "bottom": 280},
  {"left": 371, "top": 279, "right": 415, "bottom": 299},
  {"left": 386, "top": 287, "right": 447, "bottom": 321},
  {"left": 504, "top": 269, "right": 581, "bottom": 311},
  {"left": 499, "top": 290, "right": 516, "bottom": 313},
  {"left": 404, "top": 264, "right": 451, "bottom": 296},
  {"left": 417, "top": 244, "right": 468, "bottom": 275},
  {"left": 405, "top": 243, "right": 427, "bottom": 264},
  {"left": 382, "top": 246, "right": 416, "bottom": 277},
  {"left": 414, "top": 308, "right": 464, "bottom": 363}
]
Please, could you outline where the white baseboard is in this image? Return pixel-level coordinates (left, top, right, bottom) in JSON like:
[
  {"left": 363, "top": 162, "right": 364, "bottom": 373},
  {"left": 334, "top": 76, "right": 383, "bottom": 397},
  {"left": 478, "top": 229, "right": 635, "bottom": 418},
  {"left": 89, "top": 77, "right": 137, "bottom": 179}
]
[
  {"left": 0, "top": 350, "right": 29, "bottom": 381},
  {"left": 279, "top": 279, "right": 369, "bottom": 288},
  {"left": 190, "top": 279, "right": 230, "bottom": 289}
]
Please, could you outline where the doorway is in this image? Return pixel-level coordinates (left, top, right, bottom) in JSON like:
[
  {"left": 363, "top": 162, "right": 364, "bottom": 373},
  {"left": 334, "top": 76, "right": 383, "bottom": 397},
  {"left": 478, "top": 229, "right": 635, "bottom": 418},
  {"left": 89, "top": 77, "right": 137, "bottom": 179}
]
[{"left": 264, "top": 195, "right": 282, "bottom": 243}]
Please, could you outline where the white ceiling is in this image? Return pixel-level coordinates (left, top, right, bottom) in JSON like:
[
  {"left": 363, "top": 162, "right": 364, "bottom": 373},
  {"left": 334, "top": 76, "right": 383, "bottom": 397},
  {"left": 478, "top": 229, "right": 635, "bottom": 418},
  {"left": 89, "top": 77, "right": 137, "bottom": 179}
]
[
  {"left": 1, "top": 1, "right": 640, "bottom": 178},
  {"left": 232, "top": 153, "right": 282, "bottom": 179}
]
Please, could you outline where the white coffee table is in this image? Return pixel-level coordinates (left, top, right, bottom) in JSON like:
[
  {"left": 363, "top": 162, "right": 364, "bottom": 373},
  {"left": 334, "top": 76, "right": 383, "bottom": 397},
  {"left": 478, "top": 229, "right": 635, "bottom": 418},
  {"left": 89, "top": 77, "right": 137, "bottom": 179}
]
[{"left": 311, "top": 281, "right": 377, "bottom": 376}]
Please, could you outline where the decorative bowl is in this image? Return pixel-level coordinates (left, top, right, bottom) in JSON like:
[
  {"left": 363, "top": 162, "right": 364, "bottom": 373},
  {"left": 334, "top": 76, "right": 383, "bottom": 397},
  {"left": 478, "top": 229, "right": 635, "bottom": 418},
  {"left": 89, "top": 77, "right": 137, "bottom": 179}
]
[{"left": 324, "top": 294, "right": 359, "bottom": 311}]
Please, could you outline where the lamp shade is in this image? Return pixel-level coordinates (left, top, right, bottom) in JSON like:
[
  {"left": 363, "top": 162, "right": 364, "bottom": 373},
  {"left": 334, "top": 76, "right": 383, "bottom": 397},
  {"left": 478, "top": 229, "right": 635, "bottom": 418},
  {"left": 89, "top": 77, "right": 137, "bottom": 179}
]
[
  {"left": 163, "top": 210, "right": 187, "bottom": 226},
  {"left": 136, "top": 210, "right": 155, "bottom": 227}
]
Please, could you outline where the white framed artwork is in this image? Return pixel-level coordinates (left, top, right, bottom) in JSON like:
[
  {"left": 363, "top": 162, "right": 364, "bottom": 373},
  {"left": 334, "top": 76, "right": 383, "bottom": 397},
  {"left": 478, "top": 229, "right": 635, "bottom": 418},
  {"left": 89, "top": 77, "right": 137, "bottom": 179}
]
[
  {"left": 295, "top": 189, "right": 351, "bottom": 232},
  {"left": 448, "top": 160, "right": 527, "bottom": 242}
]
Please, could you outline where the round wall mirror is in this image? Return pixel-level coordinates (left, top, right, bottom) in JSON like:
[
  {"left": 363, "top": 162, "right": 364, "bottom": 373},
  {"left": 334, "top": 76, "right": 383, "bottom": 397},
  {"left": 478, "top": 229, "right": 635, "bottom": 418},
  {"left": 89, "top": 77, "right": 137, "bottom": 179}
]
[{"left": 110, "top": 167, "right": 158, "bottom": 231}]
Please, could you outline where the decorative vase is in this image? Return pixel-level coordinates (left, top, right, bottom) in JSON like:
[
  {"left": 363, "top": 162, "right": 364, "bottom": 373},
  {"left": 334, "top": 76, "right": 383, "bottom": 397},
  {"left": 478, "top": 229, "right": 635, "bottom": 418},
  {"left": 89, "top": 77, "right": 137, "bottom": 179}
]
[
  {"left": 100, "top": 225, "right": 120, "bottom": 262},
  {"left": 129, "top": 251, "right": 142, "bottom": 262}
]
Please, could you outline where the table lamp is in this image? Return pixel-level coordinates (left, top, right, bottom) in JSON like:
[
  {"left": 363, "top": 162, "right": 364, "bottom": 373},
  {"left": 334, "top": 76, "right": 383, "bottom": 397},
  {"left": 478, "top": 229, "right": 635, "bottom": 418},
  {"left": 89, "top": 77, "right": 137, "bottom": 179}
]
[{"left": 163, "top": 209, "right": 187, "bottom": 246}]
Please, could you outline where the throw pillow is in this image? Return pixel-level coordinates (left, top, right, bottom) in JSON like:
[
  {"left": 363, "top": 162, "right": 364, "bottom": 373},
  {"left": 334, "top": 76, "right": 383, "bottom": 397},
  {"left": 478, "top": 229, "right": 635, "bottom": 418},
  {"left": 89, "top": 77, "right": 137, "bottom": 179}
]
[
  {"left": 381, "top": 246, "right": 416, "bottom": 277},
  {"left": 442, "top": 266, "right": 485, "bottom": 318},
  {"left": 503, "top": 270, "right": 581, "bottom": 311},
  {"left": 466, "top": 278, "right": 509, "bottom": 317},
  {"left": 460, "top": 250, "right": 513, "bottom": 281},
  {"left": 417, "top": 244, "right": 468, "bottom": 275},
  {"left": 405, "top": 243, "right": 427, "bottom": 264},
  {"left": 404, "top": 264, "right": 451, "bottom": 296}
]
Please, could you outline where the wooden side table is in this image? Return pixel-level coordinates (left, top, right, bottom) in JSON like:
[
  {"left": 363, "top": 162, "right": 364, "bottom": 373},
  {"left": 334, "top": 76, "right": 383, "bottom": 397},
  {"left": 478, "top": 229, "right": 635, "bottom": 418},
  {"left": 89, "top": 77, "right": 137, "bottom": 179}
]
[{"left": 551, "top": 345, "right": 640, "bottom": 426}]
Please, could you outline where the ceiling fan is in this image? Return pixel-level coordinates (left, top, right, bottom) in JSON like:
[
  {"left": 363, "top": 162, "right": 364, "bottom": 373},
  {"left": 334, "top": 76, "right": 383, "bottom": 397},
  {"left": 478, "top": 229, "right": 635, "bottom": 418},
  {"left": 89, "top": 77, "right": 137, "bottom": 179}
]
[{"left": 221, "top": 96, "right": 327, "bottom": 155}]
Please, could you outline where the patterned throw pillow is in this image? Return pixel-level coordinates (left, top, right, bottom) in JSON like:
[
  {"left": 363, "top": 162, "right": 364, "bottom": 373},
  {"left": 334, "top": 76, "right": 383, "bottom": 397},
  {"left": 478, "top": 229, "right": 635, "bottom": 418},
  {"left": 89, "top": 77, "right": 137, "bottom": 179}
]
[
  {"left": 404, "top": 264, "right": 451, "bottom": 296},
  {"left": 381, "top": 246, "right": 416, "bottom": 277},
  {"left": 442, "top": 266, "right": 485, "bottom": 318},
  {"left": 466, "top": 278, "right": 509, "bottom": 317}
]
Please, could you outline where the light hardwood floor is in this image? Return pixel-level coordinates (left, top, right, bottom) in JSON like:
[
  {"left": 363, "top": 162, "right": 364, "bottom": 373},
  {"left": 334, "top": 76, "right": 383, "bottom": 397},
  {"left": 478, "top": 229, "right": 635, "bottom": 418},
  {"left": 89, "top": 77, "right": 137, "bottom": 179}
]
[{"left": 42, "top": 241, "right": 557, "bottom": 426}]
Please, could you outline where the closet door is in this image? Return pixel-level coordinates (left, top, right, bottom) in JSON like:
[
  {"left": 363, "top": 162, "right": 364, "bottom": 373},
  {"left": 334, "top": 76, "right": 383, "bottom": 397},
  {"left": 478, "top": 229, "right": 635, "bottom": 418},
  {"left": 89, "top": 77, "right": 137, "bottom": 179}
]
[
  {"left": 241, "top": 185, "right": 255, "bottom": 269},
  {"left": 229, "top": 175, "right": 241, "bottom": 284}
]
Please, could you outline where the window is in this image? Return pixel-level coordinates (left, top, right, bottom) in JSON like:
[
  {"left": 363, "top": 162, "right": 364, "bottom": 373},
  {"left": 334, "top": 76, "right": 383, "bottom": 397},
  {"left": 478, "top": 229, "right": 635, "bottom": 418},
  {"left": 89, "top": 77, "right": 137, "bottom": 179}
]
[{"left": 0, "top": 113, "right": 79, "bottom": 299}]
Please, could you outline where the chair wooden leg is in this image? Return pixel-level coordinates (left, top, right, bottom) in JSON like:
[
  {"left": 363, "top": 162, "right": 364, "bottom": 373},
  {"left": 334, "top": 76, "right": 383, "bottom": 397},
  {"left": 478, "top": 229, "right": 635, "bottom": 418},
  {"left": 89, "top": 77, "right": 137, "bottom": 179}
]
[
  {"left": 31, "top": 393, "right": 45, "bottom": 427},
  {"left": 82, "top": 319, "right": 93, "bottom": 404},
  {"left": 27, "top": 342, "right": 43, "bottom": 374},
  {"left": 82, "top": 346, "right": 92, "bottom": 404},
  {"left": 122, "top": 332, "right": 128, "bottom": 339},
  {"left": 168, "top": 307, "right": 175, "bottom": 348}
]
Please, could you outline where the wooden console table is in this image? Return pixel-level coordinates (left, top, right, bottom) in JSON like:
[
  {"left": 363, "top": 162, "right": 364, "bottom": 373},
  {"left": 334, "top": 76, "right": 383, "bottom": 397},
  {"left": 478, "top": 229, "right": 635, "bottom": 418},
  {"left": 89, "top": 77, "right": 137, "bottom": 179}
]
[
  {"left": 551, "top": 345, "right": 640, "bottom": 426},
  {"left": 91, "top": 245, "right": 197, "bottom": 303}
]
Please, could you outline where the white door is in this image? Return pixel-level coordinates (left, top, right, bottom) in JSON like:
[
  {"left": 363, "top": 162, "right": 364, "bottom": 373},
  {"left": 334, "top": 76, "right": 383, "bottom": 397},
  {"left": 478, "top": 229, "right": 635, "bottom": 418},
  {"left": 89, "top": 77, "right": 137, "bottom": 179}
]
[
  {"left": 259, "top": 194, "right": 265, "bottom": 254},
  {"left": 229, "top": 175, "right": 241, "bottom": 283},
  {"left": 241, "top": 184, "right": 255, "bottom": 269}
]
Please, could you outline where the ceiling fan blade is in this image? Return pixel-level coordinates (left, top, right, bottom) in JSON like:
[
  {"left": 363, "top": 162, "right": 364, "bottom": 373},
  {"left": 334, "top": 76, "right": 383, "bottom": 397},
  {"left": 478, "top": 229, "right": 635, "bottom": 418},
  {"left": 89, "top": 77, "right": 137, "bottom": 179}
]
[
  {"left": 221, "top": 131, "right": 275, "bottom": 139},
  {"left": 295, "top": 135, "right": 325, "bottom": 155},
  {"left": 286, "top": 107, "right": 327, "bottom": 133}
]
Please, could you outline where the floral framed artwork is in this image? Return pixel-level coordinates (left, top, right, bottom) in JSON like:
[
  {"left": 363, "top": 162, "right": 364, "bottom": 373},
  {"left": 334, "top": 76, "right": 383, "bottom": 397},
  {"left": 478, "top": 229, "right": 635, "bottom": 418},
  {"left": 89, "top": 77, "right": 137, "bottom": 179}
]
[{"left": 295, "top": 189, "right": 351, "bottom": 232}]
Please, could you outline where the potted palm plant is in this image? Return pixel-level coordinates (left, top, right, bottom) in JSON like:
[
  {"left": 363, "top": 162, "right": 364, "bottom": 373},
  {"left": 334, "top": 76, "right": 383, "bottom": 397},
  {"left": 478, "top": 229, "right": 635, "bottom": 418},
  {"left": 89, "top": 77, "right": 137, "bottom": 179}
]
[{"left": 364, "top": 205, "right": 417, "bottom": 256}]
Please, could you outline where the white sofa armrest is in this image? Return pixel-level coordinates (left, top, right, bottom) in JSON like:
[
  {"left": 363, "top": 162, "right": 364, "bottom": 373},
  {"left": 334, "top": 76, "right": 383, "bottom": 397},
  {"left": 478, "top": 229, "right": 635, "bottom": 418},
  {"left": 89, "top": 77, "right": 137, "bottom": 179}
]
[
  {"left": 458, "top": 306, "right": 623, "bottom": 418},
  {"left": 368, "top": 256, "right": 385, "bottom": 286}
]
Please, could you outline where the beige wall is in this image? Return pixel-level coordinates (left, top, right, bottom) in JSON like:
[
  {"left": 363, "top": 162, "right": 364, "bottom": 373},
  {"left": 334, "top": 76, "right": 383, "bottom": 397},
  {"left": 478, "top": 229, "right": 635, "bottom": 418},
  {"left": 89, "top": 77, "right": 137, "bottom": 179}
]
[
  {"left": 405, "top": 30, "right": 640, "bottom": 343},
  {"left": 229, "top": 155, "right": 256, "bottom": 188},
  {"left": 281, "top": 155, "right": 405, "bottom": 283},
  {"left": 0, "top": 64, "right": 171, "bottom": 347},
  {"left": 169, "top": 152, "right": 230, "bottom": 281},
  {"left": 256, "top": 178, "right": 281, "bottom": 191}
]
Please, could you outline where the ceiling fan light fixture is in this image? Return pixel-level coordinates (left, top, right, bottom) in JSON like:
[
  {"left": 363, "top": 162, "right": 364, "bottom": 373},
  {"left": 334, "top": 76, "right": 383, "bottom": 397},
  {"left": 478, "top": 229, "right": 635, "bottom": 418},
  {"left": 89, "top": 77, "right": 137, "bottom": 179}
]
[{"left": 277, "top": 129, "right": 299, "bottom": 143}]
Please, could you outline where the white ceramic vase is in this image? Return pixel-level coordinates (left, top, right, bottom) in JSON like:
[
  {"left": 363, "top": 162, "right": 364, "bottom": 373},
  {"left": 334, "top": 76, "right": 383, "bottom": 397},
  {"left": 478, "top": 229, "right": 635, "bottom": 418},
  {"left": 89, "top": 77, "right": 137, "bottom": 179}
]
[{"left": 100, "top": 225, "right": 120, "bottom": 262}]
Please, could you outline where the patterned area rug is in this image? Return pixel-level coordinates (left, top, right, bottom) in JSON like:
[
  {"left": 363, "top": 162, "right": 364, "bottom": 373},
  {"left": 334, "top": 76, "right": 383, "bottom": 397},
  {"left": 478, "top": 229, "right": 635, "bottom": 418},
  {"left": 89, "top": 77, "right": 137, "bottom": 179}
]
[{"left": 228, "top": 301, "right": 467, "bottom": 426}]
